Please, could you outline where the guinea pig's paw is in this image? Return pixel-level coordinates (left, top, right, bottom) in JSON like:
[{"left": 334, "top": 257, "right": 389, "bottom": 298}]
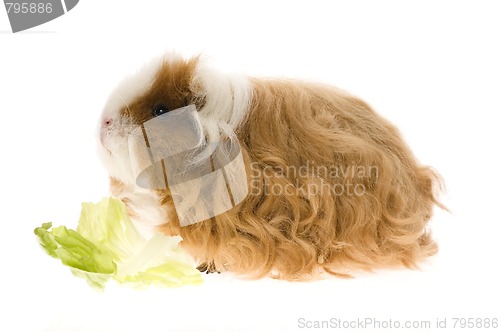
[{"left": 197, "top": 262, "right": 221, "bottom": 274}]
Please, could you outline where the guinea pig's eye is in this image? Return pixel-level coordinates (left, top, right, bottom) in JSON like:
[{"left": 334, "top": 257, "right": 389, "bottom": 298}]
[{"left": 153, "top": 104, "right": 169, "bottom": 117}]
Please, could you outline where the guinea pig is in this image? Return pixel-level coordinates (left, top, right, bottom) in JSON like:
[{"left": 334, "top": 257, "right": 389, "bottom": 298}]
[{"left": 98, "top": 53, "right": 443, "bottom": 280}]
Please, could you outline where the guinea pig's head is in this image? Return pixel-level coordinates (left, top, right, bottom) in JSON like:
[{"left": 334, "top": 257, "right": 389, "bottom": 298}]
[
  {"left": 98, "top": 53, "right": 252, "bottom": 190},
  {"left": 97, "top": 55, "right": 205, "bottom": 186}
]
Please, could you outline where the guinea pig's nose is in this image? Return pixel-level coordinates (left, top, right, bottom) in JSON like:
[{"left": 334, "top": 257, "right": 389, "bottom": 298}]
[{"left": 102, "top": 118, "right": 113, "bottom": 128}]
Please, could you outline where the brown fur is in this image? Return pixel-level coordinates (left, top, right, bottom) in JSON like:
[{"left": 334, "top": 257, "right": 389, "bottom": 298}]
[
  {"left": 120, "top": 57, "right": 204, "bottom": 125},
  {"left": 114, "top": 58, "right": 443, "bottom": 280}
]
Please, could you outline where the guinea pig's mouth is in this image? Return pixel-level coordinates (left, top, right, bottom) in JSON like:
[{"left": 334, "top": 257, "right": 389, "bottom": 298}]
[
  {"left": 99, "top": 132, "right": 112, "bottom": 155},
  {"left": 100, "top": 126, "right": 138, "bottom": 159}
]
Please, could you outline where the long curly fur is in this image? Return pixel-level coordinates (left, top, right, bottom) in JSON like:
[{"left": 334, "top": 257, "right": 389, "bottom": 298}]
[
  {"left": 102, "top": 56, "right": 443, "bottom": 280},
  {"left": 157, "top": 77, "right": 442, "bottom": 280}
]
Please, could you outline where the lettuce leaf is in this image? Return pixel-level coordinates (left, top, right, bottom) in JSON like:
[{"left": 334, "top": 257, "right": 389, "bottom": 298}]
[{"left": 34, "top": 197, "right": 202, "bottom": 289}]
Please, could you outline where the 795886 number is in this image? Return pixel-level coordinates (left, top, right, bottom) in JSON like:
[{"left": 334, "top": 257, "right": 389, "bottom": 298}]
[
  {"left": 5, "top": 2, "right": 53, "bottom": 14},
  {"left": 452, "top": 318, "right": 498, "bottom": 329}
]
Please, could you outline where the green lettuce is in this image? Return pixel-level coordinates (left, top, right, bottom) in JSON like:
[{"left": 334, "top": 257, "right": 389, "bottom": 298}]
[{"left": 34, "top": 197, "right": 202, "bottom": 289}]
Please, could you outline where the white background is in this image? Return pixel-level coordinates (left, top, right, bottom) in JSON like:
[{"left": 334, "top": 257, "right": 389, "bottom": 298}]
[{"left": 1, "top": 1, "right": 499, "bottom": 331}]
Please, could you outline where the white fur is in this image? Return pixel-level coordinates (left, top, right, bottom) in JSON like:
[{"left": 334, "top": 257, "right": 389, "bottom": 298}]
[
  {"left": 193, "top": 59, "right": 252, "bottom": 130},
  {"left": 111, "top": 182, "right": 172, "bottom": 239},
  {"left": 98, "top": 54, "right": 253, "bottom": 237},
  {"left": 97, "top": 57, "right": 170, "bottom": 238},
  {"left": 97, "top": 56, "right": 166, "bottom": 185}
]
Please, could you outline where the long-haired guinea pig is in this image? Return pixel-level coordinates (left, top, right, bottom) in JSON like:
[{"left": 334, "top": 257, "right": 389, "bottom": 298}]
[{"left": 98, "top": 53, "right": 443, "bottom": 280}]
